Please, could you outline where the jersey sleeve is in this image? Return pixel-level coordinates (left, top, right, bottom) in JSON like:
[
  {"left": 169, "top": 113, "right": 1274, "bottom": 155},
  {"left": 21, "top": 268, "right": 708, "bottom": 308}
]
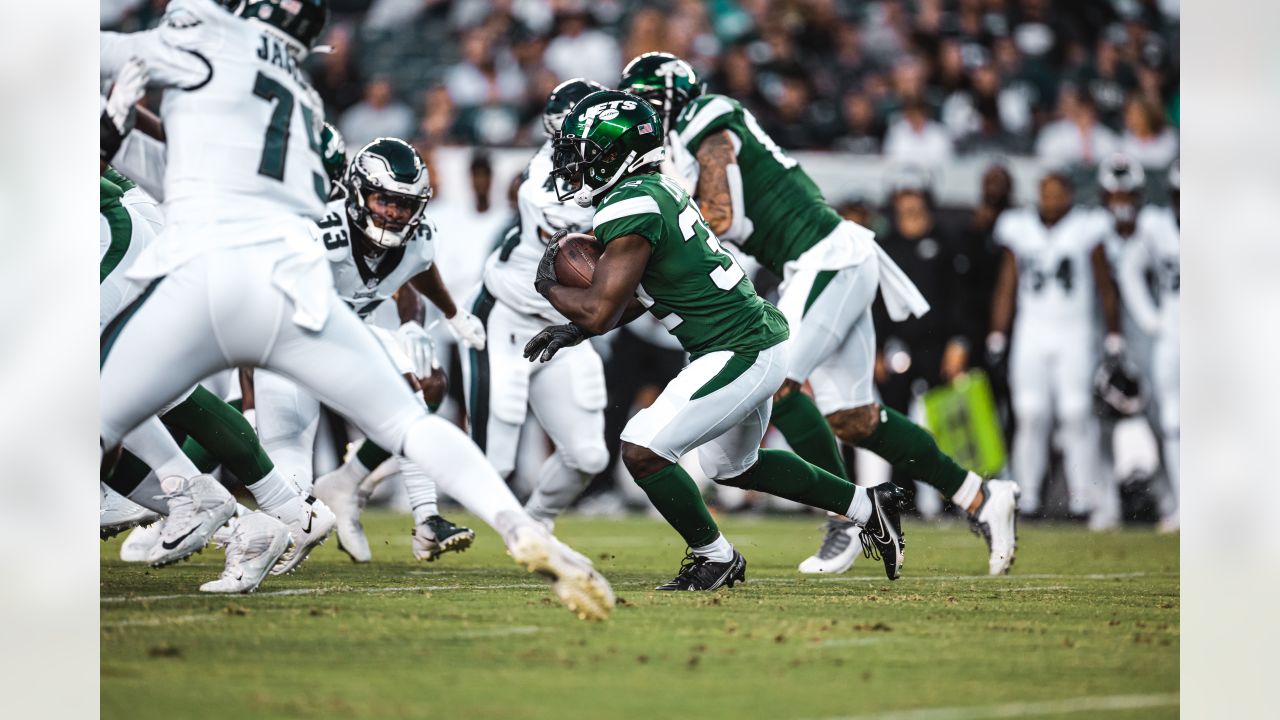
[
  {"left": 992, "top": 210, "right": 1020, "bottom": 254},
  {"left": 100, "top": 0, "right": 220, "bottom": 90},
  {"left": 675, "top": 95, "right": 742, "bottom": 154},
  {"left": 414, "top": 218, "right": 438, "bottom": 271},
  {"left": 593, "top": 188, "right": 666, "bottom": 249}
]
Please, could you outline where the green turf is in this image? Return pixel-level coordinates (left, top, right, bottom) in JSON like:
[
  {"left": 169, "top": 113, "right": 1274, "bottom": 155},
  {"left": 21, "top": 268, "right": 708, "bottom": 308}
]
[{"left": 101, "top": 512, "right": 1178, "bottom": 720}]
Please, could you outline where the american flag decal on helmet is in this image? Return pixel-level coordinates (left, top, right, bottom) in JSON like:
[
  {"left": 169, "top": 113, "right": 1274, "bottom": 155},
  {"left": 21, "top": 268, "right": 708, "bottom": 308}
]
[{"left": 637, "top": 123, "right": 654, "bottom": 135}]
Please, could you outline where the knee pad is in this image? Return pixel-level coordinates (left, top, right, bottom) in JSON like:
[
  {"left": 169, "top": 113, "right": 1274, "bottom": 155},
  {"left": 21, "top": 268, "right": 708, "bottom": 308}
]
[
  {"left": 698, "top": 446, "right": 758, "bottom": 484},
  {"left": 563, "top": 441, "right": 609, "bottom": 476}
]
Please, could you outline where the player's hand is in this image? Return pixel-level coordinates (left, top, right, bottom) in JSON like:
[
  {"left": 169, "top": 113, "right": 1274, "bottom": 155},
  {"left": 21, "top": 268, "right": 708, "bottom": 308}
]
[
  {"left": 534, "top": 231, "right": 565, "bottom": 297},
  {"left": 396, "top": 321, "right": 439, "bottom": 378},
  {"left": 523, "top": 323, "right": 590, "bottom": 363},
  {"left": 101, "top": 57, "right": 149, "bottom": 162},
  {"left": 984, "top": 332, "right": 1008, "bottom": 371},
  {"left": 445, "top": 310, "right": 486, "bottom": 351}
]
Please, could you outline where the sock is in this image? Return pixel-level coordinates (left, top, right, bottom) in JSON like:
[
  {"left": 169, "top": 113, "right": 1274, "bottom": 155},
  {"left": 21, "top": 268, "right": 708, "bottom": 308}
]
[
  {"left": 121, "top": 416, "right": 200, "bottom": 481},
  {"left": 356, "top": 440, "right": 394, "bottom": 473},
  {"left": 401, "top": 415, "right": 525, "bottom": 529},
  {"left": 402, "top": 460, "right": 439, "bottom": 524},
  {"left": 846, "top": 487, "right": 872, "bottom": 525},
  {"left": 859, "top": 406, "right": 968, "bottom": 497},
  {"left": 246, "top": 468, "right": 300, "bottom": 514},
  {"left": 771, "top": 390, "right": 848, "bottom": 478},
  {"left": 718, "top": 449, "right": 857, "bottom": 516},
  {"left": 161, "top": 385, "right": 275, "bottom": 484},
  {"left": 951, "top": 472, "right": 984, "bottom": 513},
  {"left": 179, "top": 436, "right": 220, "bottom": 473},
  {"left": 691, "top": 533, "right": 734, "bottom": 563},
  {"left": 633, "top": 463, "right": 720, "bottom": 548},
  {"left": 104, "top": 448, "right": 154, "bottom": 497},
  {"left": 123, "top": 473, "right": 168, "bottom": 514},
  {"left": 525, "top": 452, "right": 591, "bottom": 526}
]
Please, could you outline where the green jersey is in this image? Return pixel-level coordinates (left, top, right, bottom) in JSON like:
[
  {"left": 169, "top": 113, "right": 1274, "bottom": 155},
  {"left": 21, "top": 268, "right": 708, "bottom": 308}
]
[
  {"left": 673, "top": 94, "right": 842, "bottom": 275},
  {"left": 592, "top": 172, "right": 789, "bottom": 359}
]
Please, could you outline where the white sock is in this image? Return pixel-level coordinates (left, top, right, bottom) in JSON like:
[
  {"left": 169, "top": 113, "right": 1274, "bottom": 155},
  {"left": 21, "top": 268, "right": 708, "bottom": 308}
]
[
  {"left": 125, "top": 473, "right": 169, "bottom": 514},
  {"left": 122, "top": 416, "right": 199, "bottom": 481},
  {"left": 951, "top": 472, "right": 984, "bottom": 513},
  {"left": 246, "top": 467, "right": 300, "bottom": 514},
  {"left": 402, "top": 460, "right": 439, "bottom": 524},
  {"left": 846, "top": 487, "right": 873, "bottom": 526},
  {"left": 401, "top": 415, "right": 525, "bottom": 530},
  {"left": 691, "top": 533, "right": 734, "bottom": 563}
]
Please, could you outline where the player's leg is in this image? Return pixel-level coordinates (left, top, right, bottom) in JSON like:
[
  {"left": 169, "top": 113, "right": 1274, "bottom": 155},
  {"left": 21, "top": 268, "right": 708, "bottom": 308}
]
[
  {"left": 525, "top": 342, "right": 610, "bottom": 529},
  {"left": 252, "top": 369, "right": 320, "bottom": 493},
  {"left": 265, "top": 292, "right": 613, "bottom": 619},
  {"left": 101, "top": 268, "right": 239, "bottom": 566},
  {"left": 1153, "top": 334, "right": 1180, "bottom": 531},
  {"left": 1008, "top": 333, "right": 1054, "bottom": 516},
  {"left": 1057, "top": 340, "right": 1110, "bottom": 527}
]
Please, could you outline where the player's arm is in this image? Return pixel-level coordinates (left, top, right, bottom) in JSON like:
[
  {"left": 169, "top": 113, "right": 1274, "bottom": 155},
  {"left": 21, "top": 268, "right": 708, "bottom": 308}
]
[
  {"left": 543, "top": 234, "right": 651, "bottom": 336},
  {"left": 986, "top": 247, "right": 1018, "bottom": 363},
  {"left": 393, "top": 285, "right": 425, "bottom": 325},
  {"left": 409, "top": 265, "right": 486, "bottom": 350},
  {"left": 101, "top": 15, "right": 213, "bottom": 90},
  {"left": 692, "top": 130, "right": 739, "bottom": 237},
  {"left": 1090, "top": 243, "right": 1124, "bottom": 347}
]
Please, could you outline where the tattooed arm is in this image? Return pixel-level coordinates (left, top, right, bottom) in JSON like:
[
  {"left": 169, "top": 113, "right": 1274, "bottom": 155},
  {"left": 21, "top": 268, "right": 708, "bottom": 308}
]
[{"left": 693, "top": 129, "right": 741, "bottom": 238}]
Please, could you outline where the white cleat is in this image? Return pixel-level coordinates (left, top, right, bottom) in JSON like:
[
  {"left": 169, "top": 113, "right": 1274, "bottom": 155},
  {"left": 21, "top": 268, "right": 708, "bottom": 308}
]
[
  {"left": 146, "top": 475, "right": 236, "bottom": 567},
  {"left": 201, "top": 512, "right": 293, "bottom": 594},
  {"left": 313, "top": 465, "right": 371, "bottom": 563},
  {"left": 969, "top": 479, "right": 1020, "bottom": 576},
  {"left": 1156, "top": 511, "right": 1179, "bottom": 534},
  {"left": 100, "top": 484, "right": 161, "bottom": 540},
  {"left": 505, "top": 522, "right": 615, "bottom": 622},
  {"left": 120, "top": 520, "right": 164, "bottom": 562},
  {"left": 798, "top": 518, "right": 861, "bottom": 574},
  {"left": 269, "top": 495, "right": 336, "bottom": 575}
]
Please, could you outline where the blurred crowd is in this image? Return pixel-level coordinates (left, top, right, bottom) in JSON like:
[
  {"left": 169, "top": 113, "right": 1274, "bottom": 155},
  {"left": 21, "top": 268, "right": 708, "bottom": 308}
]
[{"left": 105, "top": 0, "right": 1179, "bottom": 168}]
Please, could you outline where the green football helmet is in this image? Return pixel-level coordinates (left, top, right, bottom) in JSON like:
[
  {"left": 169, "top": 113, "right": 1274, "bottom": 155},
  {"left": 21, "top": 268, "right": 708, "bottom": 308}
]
[
  {"left": 320, "top": 122, "right": 347, "bottom": 186},
  {"left": 551, "top": 90, "right": 664, "bottom": 207},
  {"left": 618, "top": 52, "right": 703, "bottom": 137},
  {"left": 543, "top": 78, "right": 607, "bottom": 138},
  {"left": 345, "top": 137, "right": 433, "bottom": 249},
  {"left": 221, "top": 1, "right": 329, "bottom": 51}
]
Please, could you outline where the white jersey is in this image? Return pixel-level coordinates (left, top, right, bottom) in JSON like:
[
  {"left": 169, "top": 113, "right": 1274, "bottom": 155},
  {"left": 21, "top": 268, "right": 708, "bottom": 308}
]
[
  {"left": 101, "top": 0, "right": 329, "bottom": 230},
  {"left": 1119, "top": 206, "right": 1180, "bottom": 337},
  {"left": 482, "top": 141, "right": 595, "bottom": 323},
  {"left": 311, "top": 198, "right": 437, "bottom": 320},
  {"left": 995, "top": 206, "right": 1110, "bottom": 333}
]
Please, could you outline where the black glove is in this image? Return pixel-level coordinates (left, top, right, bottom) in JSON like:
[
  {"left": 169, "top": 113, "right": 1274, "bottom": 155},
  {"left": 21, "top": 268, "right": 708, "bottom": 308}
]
[
  {"left": 523, "top": 323, "right": 591, "bottom": 363},
  {"left": 534, "top": 232, "right": 566, "bottom": 298}
]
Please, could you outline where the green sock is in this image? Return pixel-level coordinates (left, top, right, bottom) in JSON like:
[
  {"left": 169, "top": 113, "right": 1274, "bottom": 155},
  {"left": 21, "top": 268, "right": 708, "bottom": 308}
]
[
  {"left": 103, "top": 448, "right": 153, "bottom": 496},
  {"left": 161, "top": 385, "right": 274, "bottom": 483},
  {"left": 771, "top": 390, "right": 848, "bottom": 479},
  {"left": 179, "top": 437, "right": 219, "bottom": 474},
  {"left": 356, "top": 439, "right": 393, "bottom": 471},
  {"left": 718, "top": 449, "right": 856, "bottom": 515},
  {"left": 860, "top": 406, "right": 967, "bottom": 497},
  {"left": 633, "top": 464, "right": 720, "bottom": 548}
]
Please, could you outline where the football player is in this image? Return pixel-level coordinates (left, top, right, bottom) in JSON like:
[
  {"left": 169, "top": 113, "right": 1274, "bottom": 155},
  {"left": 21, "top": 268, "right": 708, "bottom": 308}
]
[
  {"left": 275, "top": 136, "right": 481, "bottom": 562},
  {"left": 99, "top": 0, "right": 613, "bottom": 620},
  {"left": 620, "top": 53, "right": 1019, "bottom": 575},
  {"left": 530, "top": 90, "right": 909, "bottom": 590},
  {"left": 1117, "top": 160, "right": 1180, "bottom": 531},
  {"left": 987, "top": 172, "right": 1124, "bottom": 528},
  {"left": 457, "top": 78, "right": 610, "bottom": 530}
]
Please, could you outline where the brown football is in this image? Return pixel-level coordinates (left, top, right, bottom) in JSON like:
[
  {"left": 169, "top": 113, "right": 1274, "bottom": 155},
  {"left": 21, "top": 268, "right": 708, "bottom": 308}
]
[{"left": 553, "top": 232, "right": 603, "bottom": 289}]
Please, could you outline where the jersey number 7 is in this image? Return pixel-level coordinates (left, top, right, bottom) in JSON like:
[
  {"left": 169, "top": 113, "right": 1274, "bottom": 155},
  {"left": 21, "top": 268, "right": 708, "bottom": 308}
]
[{"left": 253, "top": 72, "right": 327, "bottom": 202}]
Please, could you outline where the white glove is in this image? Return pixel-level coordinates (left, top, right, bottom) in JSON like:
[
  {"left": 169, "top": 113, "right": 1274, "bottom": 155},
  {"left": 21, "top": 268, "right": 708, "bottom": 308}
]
[
  {"left": 445, "top": 309, "right": 486, "bottom": 351},
  {"left": 101, "top": 57, "right": 149, "bottom": 161},
  {"left": 396, "top": 321, "right": 438, "bottom": 379}
]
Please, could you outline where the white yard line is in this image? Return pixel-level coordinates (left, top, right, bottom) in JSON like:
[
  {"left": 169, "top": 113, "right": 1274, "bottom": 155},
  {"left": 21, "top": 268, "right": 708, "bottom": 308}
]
[
  {"left": 809, "top": 693, "right": 1178, "bottom": 720},
  {"left": 101, "top": 614, "right": 220, "bottom": 628}
]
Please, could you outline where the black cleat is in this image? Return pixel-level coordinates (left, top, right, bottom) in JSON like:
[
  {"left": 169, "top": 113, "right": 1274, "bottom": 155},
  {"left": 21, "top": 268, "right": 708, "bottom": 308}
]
[
  {"left": 655, "top": 549, "right": 747, "bottom": 591},
  {"left": 860, "top": 484, "right": 907, "bottom": 580},
  {"left": 412, "top": 515, "right": 476, "bottom": 561}
]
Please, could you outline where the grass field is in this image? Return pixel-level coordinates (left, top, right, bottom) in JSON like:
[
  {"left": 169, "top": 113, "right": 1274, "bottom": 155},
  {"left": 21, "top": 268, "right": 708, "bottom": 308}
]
[{"left": 101, "top": 512, "right": 1179, "bottom": 720}]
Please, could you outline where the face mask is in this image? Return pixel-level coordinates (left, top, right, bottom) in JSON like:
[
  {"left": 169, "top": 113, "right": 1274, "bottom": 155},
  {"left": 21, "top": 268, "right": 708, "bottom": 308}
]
[{"left": 1108, "top": 201, "right": 1136, "bottom": 224}]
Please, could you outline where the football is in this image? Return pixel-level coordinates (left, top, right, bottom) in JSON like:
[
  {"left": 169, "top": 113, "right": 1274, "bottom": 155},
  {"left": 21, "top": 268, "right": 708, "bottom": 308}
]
[{"left": 553, "top": 232, "right": 603, "bottom": 288}]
